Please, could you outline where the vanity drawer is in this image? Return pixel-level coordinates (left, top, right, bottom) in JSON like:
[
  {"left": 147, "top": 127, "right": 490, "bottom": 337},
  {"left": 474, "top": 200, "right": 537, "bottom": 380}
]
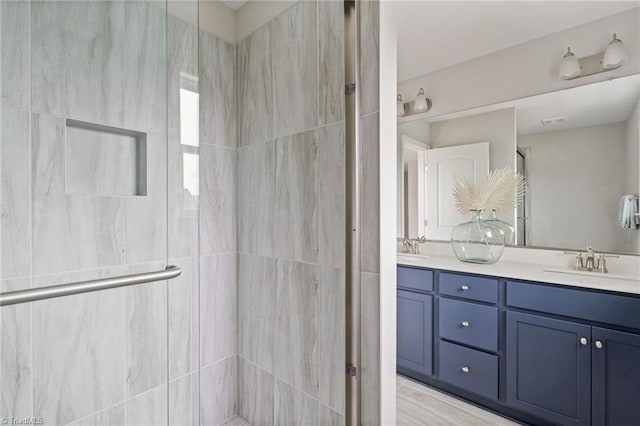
[
  {"left": 439, "top": 298, "right": 498, "bottom": 352},
  {"left": 439, "top": 340, "right": 498, "bottom": 401},
  {"left": 439, "top": 272, "right": 498, "bottom": 304},
  {"left": 507, "top": 281, "right": 640, "bottom": 330},
  {"left": 398, "top": 266, "right": 434, "bottom": 292}
]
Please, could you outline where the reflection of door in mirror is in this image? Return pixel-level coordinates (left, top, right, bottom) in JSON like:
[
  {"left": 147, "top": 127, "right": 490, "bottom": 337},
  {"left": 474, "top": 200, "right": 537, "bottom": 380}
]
[{"left": 425, "top": 142, "right": 489, "bottom": 240}]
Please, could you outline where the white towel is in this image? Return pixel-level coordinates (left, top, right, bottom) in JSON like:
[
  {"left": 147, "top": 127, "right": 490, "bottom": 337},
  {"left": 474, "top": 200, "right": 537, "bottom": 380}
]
[{"left": 618, "top": 195, "right": 639, "bottom": 229}]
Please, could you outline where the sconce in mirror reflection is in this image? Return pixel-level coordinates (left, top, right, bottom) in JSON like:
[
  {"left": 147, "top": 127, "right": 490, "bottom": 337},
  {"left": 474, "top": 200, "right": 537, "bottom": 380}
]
[
  {"left": 559, "top": 33, "right": 629, "bottom": 80},
  {"left": 397, "top": 88, "right": 433, "bottom": 118}
]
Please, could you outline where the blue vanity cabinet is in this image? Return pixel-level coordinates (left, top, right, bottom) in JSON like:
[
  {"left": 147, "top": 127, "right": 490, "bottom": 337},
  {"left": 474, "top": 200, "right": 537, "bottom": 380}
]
[
  {"left": 397, "top": 264, "right": 640, "bottom": 425},
  {"left": 397, "top": 266, "right": 434, "bottom": 379},
  {"left": 436, "top": 271, "right": 500, "bottom": 401},
  {"left": 397, "top": 290, "right": 433, "bottom": 377},
  {"left": 591, "top": 327, "right": 640, "bottom": 426},
  {"left": 506, "top": 311, "right": 592, "bottom": 426}
]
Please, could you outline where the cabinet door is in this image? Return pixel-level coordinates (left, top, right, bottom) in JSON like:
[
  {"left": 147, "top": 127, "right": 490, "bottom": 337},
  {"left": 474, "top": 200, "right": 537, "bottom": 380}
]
[
  {"left": 397, "top": 290, "right": 433, "bottom": 377},
  {"left": 506, "top": 311, "right": 591, "bottom": 426},
  {"left": 592, "top": 327, "right": 640, "bottom": 426}
]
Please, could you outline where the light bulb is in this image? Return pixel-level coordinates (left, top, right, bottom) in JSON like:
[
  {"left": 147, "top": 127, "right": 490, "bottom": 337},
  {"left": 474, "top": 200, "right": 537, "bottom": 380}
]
[
  {"left": 414, "top": 88, "right": 428, "bottom": 112},
  {"left": 603, "top": 33, "right": 629, "bottom": 70},
  {"left": 559, "top": 47, "right": 580, "bottom": 79},
  {"left": 397, "top": 94, "right": 405, "bottom": 116}
]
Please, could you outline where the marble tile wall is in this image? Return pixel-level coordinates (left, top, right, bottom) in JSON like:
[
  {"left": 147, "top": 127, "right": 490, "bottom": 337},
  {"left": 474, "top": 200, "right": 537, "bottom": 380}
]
[
  {"left": 272, "top": 0, "right": 318, "bottom": 138},
  {"left": 0, "top": 0, "right": 30, "bottom": 109},
  {"left": 359, "top": 2, "right": 382, "bottom": 425},
  {"left": 0, "top": 278, "right": 32, "bottom": 422},
  {"left": 359, "top": 0, "right": 380, "bottom": 116},
  {"left": 1, "top": 107, "right": 30, "bottom": 279},
  {"left": 31, "top": 1, "right": 125, "bottom": 127},
  {"left": 31, "top": 268, "right": 127, "bottom": 426},
  {"left": 237, "top": 24, "right": 272, "bottom": 147},
  {"left": 200, "top": 30, "right": 236, "bottom": 148},
  {"left": 125, "top": 264, "right": 168, "bottom": 398},
  {"left": 361, "top": 272, "right": 381, "bottom": 426},
  {"left": 126, "top": 385, "right": 169, "bottom": 426},
  {"left": 200, "top": 356, "right": 237, "bottom": 426},
  {"left": 1, "top": 2, "right": 240, "bottom": 425},
  {"left": 169, "top": 373, "right": 198, "bottom": 426},
  {"left": 199, "top": 144, "right": 236, "bottom": 257},
  {"left": 274, "top": 130, "right": 319, "bottom": 263},
  {"left": 198, "top": 16, "right": 239, "bottom": 425},
  {"left": 123, "top": 0, "right": 168, "bottom": 136},
  {"left": 237, "top": 1, "right": 346, "bottom": 424}
]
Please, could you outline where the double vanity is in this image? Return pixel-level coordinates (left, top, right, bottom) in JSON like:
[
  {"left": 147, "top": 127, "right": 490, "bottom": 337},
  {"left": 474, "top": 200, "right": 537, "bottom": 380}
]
[{"left": 397, "top": 253, "right": 640, "bottom": 426}]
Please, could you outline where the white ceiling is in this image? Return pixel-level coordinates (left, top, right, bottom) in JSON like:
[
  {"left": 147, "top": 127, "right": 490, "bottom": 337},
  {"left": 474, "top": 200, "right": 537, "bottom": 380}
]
[
  {"left": 427, "top": 74, "right": 640, "bottom": 135},
  {"left": 396, "top": 1, "right": 640, "bottom": 82},
  {"left": 515, "top": 74, "right": 640, "bottom": 135}
]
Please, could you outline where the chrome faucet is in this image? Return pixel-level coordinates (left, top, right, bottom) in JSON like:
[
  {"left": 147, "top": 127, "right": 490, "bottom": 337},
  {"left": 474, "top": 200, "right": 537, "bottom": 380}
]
[
  {"left": 402, "top": 236, "right": 427, "bottom": 255},
  {"left": 584, "top": 245, "right": 596, "bottom": 271},
  {"left": 564, "top": 245, "right": 619, "bottom": 273},
  {"left": 402, "top": 238, "right": 416, "bottom": 254}
]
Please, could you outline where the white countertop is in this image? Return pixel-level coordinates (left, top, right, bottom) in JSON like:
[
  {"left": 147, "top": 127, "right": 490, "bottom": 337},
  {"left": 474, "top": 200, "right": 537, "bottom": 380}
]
[{"left": 397, "top": 247, "right": 640, "bottom": 295}]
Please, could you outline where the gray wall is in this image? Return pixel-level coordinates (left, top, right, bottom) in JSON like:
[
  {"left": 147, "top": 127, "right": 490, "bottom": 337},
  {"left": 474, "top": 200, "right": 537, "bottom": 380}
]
[
  {"left": 519, "top": 122, "right": 628, "bottom": 252},
  {"left": 625, "top": 97, "right": 640, "bottom": 252},
  {"left": 235, "top": 0, "right": 347, "bottom": 424}
]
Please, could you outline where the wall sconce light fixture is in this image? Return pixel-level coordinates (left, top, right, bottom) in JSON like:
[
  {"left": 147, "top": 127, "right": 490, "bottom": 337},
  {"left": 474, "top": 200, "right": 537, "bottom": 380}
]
[
  {"left": 414, "top": 88, "right": 429, "bottom": 112},
  {"left": 603, "top": 33, "right": 629, "bottom": 69},
  {"left": 559, "top": 47, "right": 581, "bottom": 79},
  {"left": 397, "top": 88, "right": 432, "bottom": 118},
  {"left": 559, "top": 33, "right": 630, "bottom": 80},
  {"left": 397, "top": 94, "right": 405, "bottom": 116}
]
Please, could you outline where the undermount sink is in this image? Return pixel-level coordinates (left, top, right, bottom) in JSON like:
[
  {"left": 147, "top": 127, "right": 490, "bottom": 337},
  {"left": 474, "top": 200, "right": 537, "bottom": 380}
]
[
  {"left": 543, "top": 268, "right": 640, "bottom": 286},
  {"left": 397, "top": 253, "right": 428, "bottom": 262}
]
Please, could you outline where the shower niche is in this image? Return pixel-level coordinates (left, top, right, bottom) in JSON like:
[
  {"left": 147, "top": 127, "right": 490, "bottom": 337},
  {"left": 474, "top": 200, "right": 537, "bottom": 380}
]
[{"left": 65, "top": 119, "right": 148, "bottom": 196}]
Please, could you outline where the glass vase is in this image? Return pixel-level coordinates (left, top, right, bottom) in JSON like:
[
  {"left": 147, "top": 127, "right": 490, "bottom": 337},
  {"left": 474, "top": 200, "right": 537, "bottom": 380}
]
[
  {"left": 485, "top": 209, "right": 515, "bottom": 245},
  {"left": 451, "top": 210, "right": 505, "bottom": 264}
]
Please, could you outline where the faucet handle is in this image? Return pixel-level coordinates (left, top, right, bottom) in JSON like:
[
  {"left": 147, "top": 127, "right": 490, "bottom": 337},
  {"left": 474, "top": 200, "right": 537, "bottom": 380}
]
[
  {"left": 564, "top": 251, "right": 584, "bottom": 270},
  {"left": 596, "top": 254, "right": 619, "bottom": 273}
]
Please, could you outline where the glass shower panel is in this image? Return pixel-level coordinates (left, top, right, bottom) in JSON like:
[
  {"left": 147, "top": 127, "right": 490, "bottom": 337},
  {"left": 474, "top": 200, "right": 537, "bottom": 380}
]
[
  {"left": 0, "top": 1, "right": 200, "bottom": 425},
  {"left": 167, "top": 1, "right": 201, "bottom": 425}
]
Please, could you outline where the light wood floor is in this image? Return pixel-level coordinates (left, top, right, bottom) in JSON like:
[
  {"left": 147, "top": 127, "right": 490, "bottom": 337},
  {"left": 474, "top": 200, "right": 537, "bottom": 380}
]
[{"left": 397, "top": 375, "right": 522, "bottom": 426}]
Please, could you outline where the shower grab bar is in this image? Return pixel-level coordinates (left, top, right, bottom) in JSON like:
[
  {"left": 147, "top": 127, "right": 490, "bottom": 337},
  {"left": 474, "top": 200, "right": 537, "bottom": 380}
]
[{"left": 0, "top": 265, "right": 181, "bottom": 307}]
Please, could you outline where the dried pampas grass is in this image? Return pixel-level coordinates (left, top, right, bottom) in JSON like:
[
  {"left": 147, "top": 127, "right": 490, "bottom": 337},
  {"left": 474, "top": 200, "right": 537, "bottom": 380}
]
[{"left": 453, "top": 167, "right": 525, "bottom": 215}]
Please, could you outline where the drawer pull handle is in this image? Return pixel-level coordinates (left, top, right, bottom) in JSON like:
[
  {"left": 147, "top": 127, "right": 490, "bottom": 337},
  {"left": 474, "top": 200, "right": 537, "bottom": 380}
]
[
  {"left": 595, "top": 340, "right": 604, "bottom": 349},
  {"left": 461, "top": 366, "right": 470, "bottom": 373},
  {"left": 461, "top": 321, "right": 470, "bottom": 327},
  {"left": 580, "top": 337, "right": 588, "bottom": 346},
  {"left": 460, "top": 285, "right": 470, "bottom": 291}
]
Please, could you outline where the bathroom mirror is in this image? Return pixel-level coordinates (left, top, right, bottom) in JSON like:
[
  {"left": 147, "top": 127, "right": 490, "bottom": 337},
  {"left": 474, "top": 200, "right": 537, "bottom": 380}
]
[{"left": 398, "top": 73, "right": 640, "bottom": 254}]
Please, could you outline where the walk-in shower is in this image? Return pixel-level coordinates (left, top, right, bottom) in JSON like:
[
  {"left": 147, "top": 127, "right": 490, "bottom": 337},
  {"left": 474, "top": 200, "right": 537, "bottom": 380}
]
[{"left": 1, "top": 1, "right": 382, "bottom": 424}]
